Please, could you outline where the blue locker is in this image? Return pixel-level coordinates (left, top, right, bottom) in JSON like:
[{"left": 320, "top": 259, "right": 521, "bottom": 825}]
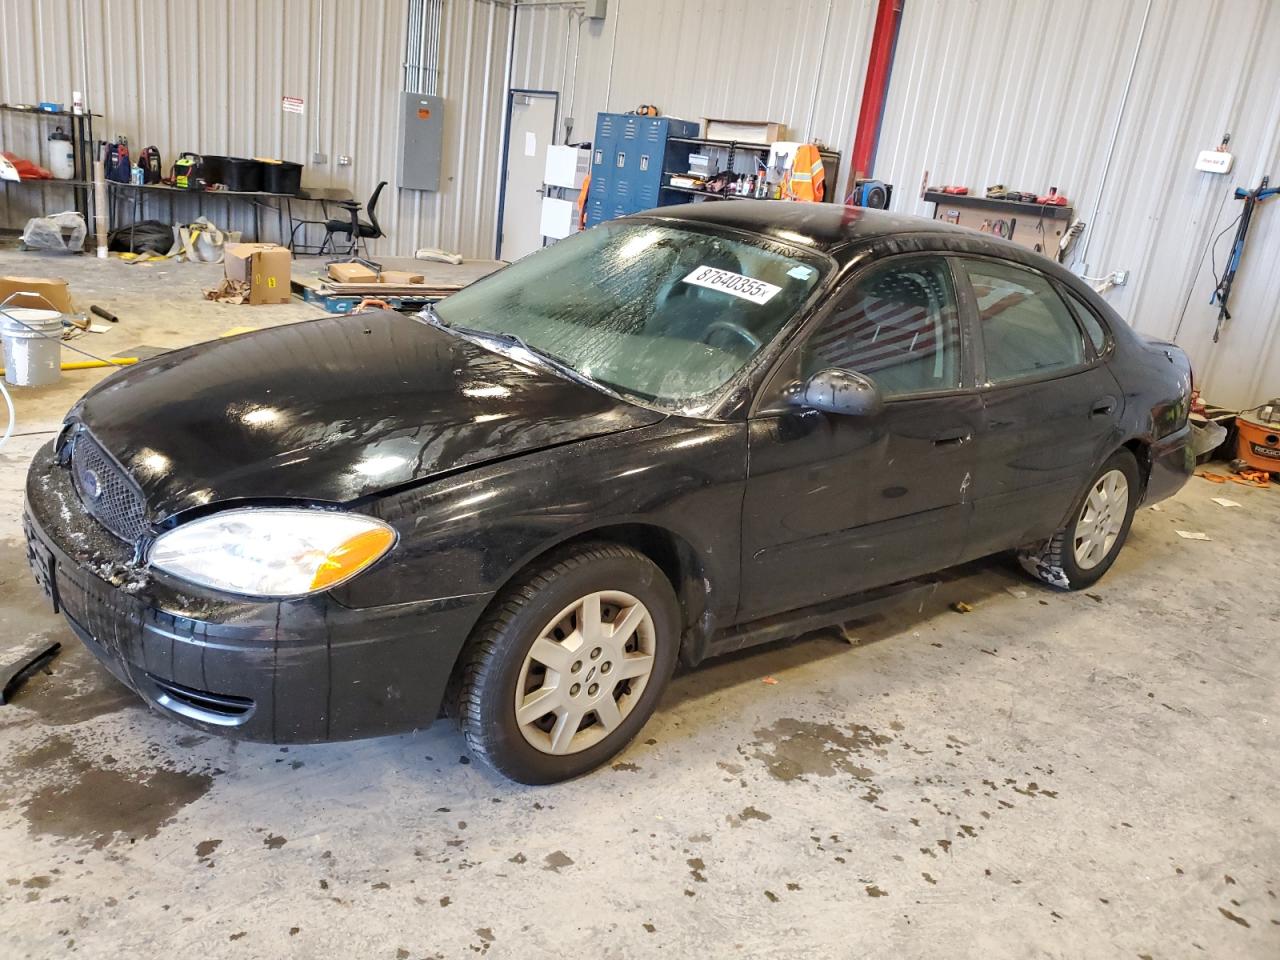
[{"left": 585, "top": 113, "right": 700, "bottom": 228}]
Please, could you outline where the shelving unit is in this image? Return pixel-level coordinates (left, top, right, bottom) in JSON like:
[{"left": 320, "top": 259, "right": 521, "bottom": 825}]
[
  {"left": 661, "top": 137, "right": 842, "bottom": 204},
  {"left": 0, "top": 105, "right": 100, "bottom": 219}
]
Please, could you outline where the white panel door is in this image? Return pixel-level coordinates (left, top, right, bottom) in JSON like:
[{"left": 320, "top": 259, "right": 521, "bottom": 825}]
[{"left": 500, "top": 93, "right": 557, "bottom": 262}]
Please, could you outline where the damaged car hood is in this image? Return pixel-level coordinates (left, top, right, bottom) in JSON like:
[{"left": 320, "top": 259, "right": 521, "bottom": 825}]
[{"left": 70, "top": 310, "right": 662, "bottom": 519}]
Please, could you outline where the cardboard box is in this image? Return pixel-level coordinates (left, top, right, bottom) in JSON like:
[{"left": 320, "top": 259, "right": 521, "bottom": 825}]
[
  {"left": 224, "top": 243, "right": 292, "bottom": 305},
  {"left": 328, "top": 261, "right": 379, "bottom": 284},
  {"left": 0, "top": 275, "right": 74, "bottom": 314},
  {"left": 702, "top": 119, "right": 786, "bottom": 144}
]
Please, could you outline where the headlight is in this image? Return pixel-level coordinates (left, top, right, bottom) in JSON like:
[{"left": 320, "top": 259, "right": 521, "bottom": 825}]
[{"left": 149, "top": 508, "right": 396, "bottom": 598}]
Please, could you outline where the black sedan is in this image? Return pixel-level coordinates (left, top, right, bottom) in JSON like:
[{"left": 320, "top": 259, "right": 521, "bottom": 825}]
[{"left": 24, "top": 202, "right": 1193, "bottom": 783}]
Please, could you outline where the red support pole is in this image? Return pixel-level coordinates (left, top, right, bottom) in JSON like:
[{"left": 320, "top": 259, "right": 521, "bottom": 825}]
[{"left": 847, "top": 0, "right": 905, "bottom": 199}]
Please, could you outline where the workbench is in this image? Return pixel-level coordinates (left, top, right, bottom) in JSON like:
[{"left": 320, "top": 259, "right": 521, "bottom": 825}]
[
  {"left": 0, "top": 176, "right": 352, "bottom": 248},
  {"left": 924, "top": 190, "right": 1074, "bottom": 256}
]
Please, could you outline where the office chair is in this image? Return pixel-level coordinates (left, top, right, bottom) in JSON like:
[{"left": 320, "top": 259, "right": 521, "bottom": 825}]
[{"left": 322, "top": 180, "right": 387, "bottom": 256}]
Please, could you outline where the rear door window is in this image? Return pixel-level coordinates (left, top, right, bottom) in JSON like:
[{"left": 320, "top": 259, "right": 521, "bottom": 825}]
[{"left": 959, "top": 259, "right": 1086, "bottom": 384}]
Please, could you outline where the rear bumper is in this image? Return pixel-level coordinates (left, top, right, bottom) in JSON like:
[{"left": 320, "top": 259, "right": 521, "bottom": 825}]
[
  {"left": 23, "top": 440, "right": 488, "bottom": 743},
  {"left": 1144, "top": 423, "right": 1195, "bottom": 505}
]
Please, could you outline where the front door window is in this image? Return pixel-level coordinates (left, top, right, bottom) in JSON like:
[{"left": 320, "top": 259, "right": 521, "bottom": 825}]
[{"left": 800, "top": 256, "right": 961, "bottom": 398}]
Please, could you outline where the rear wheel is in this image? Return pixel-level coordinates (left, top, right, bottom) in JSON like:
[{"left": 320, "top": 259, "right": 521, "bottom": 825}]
[
  {"left": 454, "top": 542, "right": 679, "bottom": 784},
  {"left": 1019, "top": 449, "right": 1140, "bottom": 591}
]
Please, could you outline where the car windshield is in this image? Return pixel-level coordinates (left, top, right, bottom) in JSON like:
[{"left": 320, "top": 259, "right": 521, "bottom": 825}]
[{"left": 434, "top": 220, "right": 828, "bottom": 413}]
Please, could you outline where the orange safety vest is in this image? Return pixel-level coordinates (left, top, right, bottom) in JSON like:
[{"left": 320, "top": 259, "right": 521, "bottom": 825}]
[
  {"left": 576, "top": 172, "right": 591, "bottom": 229},
  {"left": 783, "top": 143, "right": 825, "bottom": 202}
]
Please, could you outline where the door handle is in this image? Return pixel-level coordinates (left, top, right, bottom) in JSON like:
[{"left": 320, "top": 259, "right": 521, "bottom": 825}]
[
  {"left": 932, "top": 430, "right": 972, "bottom": 447},
  {"left": 1090, "top": 397, "right": 1117, "bottom": 417}
]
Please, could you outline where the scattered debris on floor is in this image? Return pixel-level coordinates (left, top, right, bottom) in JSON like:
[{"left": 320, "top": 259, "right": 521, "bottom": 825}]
[
  {"left": 1175, "top": 530, "right": 1212, "bottom": 541},
  {"left": 950, "top": 601, "right": 973, "bottom": 613},
  {"left": 1210, "top": 497, "right": 1241, "bottom": 508},
  {"left": 1228, "top": 467, "right": 1271, "bottom": 488},
  {"left": 203, "top": 278, "right": 251, "bottom": 304}
]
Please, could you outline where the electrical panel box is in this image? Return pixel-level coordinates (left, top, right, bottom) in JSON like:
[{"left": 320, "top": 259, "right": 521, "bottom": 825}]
[
  {"left": 585, "top": 112, "right": 700, "bottom": 228},
  {"left": 399, "top": 92, "right": 444, "bottom": 191}
]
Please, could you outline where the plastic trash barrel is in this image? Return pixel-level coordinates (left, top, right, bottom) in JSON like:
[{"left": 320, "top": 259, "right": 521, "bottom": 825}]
[{"left": 1, "top": 308, "right": 63, "bottom": 386}]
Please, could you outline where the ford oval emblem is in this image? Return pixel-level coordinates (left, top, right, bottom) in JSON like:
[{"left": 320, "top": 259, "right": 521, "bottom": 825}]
[{"left": 82, "top": 468, "right": 103, "bottom": 500}]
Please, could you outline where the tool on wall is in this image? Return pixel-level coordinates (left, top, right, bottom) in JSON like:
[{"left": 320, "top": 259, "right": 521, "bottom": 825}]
[{"left": 1210, "top": 176, "right": 1277, "bottom": 342}]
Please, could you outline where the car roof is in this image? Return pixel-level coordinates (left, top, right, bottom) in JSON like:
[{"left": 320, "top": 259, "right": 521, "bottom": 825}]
[
  {"left": 632, "top": 199, "right": 967, "bottom": 260},
  {"left": 627, "top": 199, "right": 1134, "bottom": 336},
  {"left": 631, "top": 199, "right": 1099, "bottom": 289}
]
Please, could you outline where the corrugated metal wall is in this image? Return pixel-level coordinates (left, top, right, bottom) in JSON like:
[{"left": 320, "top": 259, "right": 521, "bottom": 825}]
[
  {"left": 0, "top": 0, "right": 410, "bottom": 254},
  {"left": 511, "top": 0, "right": 878, "bottom": 195},
  {"left": 0, "top": 0, "right": 520, "bottom": 261},
  {"left": 0, "top": 0, "right": 877, "bottom": 257},
  {"left": 876, "top": 0, "right": 1280, "bottom": 408},
  {"left": 1, "top": 0, "right": 1276, "bottom": 404}
]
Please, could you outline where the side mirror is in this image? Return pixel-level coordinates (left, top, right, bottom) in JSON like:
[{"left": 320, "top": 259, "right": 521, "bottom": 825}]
[{"left": 789, "top": 368, "right": 884, "bottom": 417}]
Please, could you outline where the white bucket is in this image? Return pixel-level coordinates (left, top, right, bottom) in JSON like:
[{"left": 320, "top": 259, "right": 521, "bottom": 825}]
[{"left": 1, "top": 308, "right": 63, "bottom": 386}]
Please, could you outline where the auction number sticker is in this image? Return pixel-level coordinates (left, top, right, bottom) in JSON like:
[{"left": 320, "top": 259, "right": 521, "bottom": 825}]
[{"left": 682, "top": 266, "right": 781, "bottom": 305}]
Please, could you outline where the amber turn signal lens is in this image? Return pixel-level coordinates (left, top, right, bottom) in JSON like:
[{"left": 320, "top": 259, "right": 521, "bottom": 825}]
[{"left": 310, "top": 527, "right": 396, "bottom": 591}]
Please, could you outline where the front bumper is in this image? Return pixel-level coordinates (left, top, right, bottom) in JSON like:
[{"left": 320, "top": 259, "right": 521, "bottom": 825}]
[
  {"left": 1144, "top": 422, "right": 1195, "bottom": 504},
  {"left": 22, "top": 440, "right": 489, "bottom": 743}
]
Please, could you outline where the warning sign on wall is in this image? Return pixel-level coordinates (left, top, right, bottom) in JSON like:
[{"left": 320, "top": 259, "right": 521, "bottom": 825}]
[{"left": 282, "top": 96, "right": 305, "bottom": 115}]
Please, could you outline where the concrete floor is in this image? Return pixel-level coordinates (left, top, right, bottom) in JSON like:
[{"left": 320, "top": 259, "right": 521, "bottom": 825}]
[{"left": 1, "top": 249, "right": 1277, "bottom": 959}]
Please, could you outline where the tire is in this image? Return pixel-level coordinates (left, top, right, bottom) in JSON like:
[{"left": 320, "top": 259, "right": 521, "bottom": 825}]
[
  {"left": 454, "top": 542, "right": 680, "bottom": 784},
  {"left": 1018, "top": 449, "right": 1140, "bottom": 591}
]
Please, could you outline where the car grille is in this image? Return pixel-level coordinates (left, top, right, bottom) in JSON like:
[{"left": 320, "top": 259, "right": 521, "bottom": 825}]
[{"left": 69, "top": 431, "right": 150, "bottom": 544}]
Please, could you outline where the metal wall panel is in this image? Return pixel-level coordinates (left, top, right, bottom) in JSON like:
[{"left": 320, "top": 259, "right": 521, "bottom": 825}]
[
  {"left": 0, "top": 0, "right": 521, "bottom": 261},
  {"left": 3, "top": 0, "right": 1276, "bottom": 407},
  {"left": 875, "top": 0, "right": 1280, "bottom": 408},
  {"left": 0, "top": 0, "right": 411, "bottom": 254},
  {"left": 511, "top": 0, "right": 878, "bottom": 196}
]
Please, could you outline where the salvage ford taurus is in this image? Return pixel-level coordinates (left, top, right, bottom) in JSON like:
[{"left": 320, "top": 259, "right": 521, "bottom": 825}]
[{"left": 24, "top": 202, "right": 1194, "bottom": 783}]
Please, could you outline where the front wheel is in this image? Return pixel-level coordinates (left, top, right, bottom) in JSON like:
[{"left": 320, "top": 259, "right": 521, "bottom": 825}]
[
  {"left": 1019, "top": 449, "right": 1140, "bottom": 591},
  {"left": 453, "top": 542, "right": 680, "bottom": 784}
]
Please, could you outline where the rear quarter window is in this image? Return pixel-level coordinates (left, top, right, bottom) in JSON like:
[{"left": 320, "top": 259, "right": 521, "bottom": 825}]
[
  {"left": 961, "top": 259, "right": 1086, "bottom": 384},
  {"left": 1062, "top": 288, "right": 1111, "bottom": 354}
]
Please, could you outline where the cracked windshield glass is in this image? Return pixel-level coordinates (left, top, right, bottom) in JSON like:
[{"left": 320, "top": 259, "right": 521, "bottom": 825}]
[{"left": 435, "top": 221, "right": 828, "bottom": 413}]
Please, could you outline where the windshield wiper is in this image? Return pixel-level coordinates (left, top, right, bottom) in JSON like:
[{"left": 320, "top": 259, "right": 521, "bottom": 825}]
[
  {"left": 450, "top": 326, "right": 615, "bottom": 395},
  {"left": 415, "top": 309, "right": 622, "bottom": 399}
]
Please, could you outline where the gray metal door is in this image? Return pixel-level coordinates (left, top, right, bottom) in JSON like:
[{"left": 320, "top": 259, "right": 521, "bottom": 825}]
[{"left": 499, "top": 91, "right": 557, "bottom": 262}]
